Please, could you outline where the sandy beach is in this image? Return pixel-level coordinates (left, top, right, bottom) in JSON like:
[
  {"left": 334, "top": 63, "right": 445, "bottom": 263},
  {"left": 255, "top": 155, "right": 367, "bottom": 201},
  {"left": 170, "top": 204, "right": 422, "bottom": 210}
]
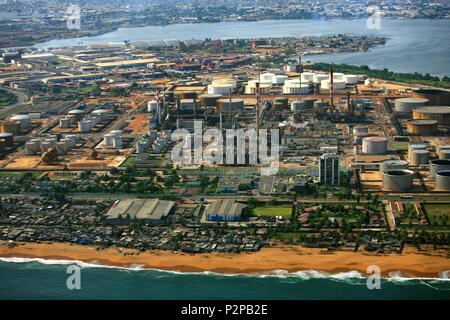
[{"left": 0, "top": 241, "right": 448, "bottom": 278}]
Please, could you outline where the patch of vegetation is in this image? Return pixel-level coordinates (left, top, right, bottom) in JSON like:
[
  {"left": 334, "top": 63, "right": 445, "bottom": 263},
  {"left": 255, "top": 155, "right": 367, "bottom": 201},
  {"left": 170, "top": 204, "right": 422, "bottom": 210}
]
[
  {"left": 424, "top": 204, "right": 450, "bottom": 226},
  {"left": 0, "top": 89, "right": 17, "bottom": 106},
  {"left": 253, "top": 206, "right": 293, "bottom": 218}
]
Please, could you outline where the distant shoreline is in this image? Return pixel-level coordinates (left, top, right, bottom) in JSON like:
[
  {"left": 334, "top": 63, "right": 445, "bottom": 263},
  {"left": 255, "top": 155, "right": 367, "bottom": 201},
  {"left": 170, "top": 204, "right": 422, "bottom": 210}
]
[{"left": 0, "top": 241, "right": 448, "bottom": 279}]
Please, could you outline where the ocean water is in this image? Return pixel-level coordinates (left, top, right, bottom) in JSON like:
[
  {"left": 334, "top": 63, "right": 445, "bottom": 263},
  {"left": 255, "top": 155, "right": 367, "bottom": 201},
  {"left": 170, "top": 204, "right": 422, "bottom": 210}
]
[
  {"left": 1, "top": 258, "right": 449, "bottom": 300},
  {"left": 33, "top": 19, "right": 450, "bottom": 77}
]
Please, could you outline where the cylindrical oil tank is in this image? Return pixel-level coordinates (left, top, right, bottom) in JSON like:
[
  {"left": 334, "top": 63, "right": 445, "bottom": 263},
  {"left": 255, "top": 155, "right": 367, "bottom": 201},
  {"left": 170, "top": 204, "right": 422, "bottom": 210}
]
[
  {"left": 313, "top": 74, "right": 328, "bottom": 84},
  {"left": 439, "top": 149, "right": 450, "bottom": 160},
  {"left": 78, "top": 121, "right": 91, "bottom": 133},
  {"left": 208, "top": 83, "right": 234, "bottom": 95},
  {"left": 272, "top": 75, "right": 288, "bottom": 85},
  {"left": 68, "top": 109, "right": 84, "bottom": 121},
  {"left": 301, "top": 72, "right": 315, "bottom": 82},
  {"left": 291, "top": 100, "right": 306, "bottom": 112},
  {"left": 217, "top": 98, "right": 244, "bottom": 113},
  {"left": 379, "top": 159, "right": 409, "bottom": 174},
  {"left": 103, "top": 134, "right": 114, "bottom": 146},
  {"left": 0, "top": 132, "right": 14, "bottom": 147},
  {"left": 110, "top": 130, "right": 122, "bottom": 138},
  {"left": 10, "top": 114, "right": 31, "bottom": 129},
  {"left": 412, "top": 106, "right": 450, "bottom": 125},
  {"left": 136, "top": 140, "right": 148, "bottom": 153},
  {"left": 435, "top": 170, "right": 450, "bottom": 191},
  {"left": 407, "top": 119, "right": 438, "bottom": 135},
  {"left": 321, "top": 79, "right": 346, "bottom": 90},
  {"left": 260, "top": 73, "right": 275, "bottom": 83},
  {"left": 199, "top": 94, "right": 222, "bottom": 108},
  {"left": 91, "top": 109, "right": 108, "bottom": 121},
  {"left": 0, "top": 139, "right": 5, "bottom": 153},
  {"left": 245, "top": 81, "right": 271, "bottom": 94},
  {"left": 112, "top": 137, "right": 122, "bottom": 149},
  {"left": 65, "top": 135, "right": 77, "bottom": 148},
  {"left": 333, "top": 73, "right": 345, "bottom": 81},
  {"left": 410, "top": 149, "right": 429, "bottom": 166},
  {"left": 1, "top": 121, "right": 21, "bottom": 134},
  {"left": 430, "top": 159, "right": 450, "bottom": 178},
  {"left": 394, "top": 98, "right": 428, "bottom": 113},
  {"left": 147, "top": 100, "right": 158, "bottom": 112},
  {"left": 343, "top": 74, "right": 359, "bottom": 84},
  {"left": 362, "top": 137, "right": 388, "bottom": 155},
  {"left": 60, "top": 118, "right": 71, "bottom": 128},
  {"left": 382, "top": 169, "right": 414, "bottom": 191},
  {"left": 408, "top": 144, "right": 427, "bottom": 159},
  {"left": 282, "top": 79, "right": 311, "bottom": 94},
  {"left": 66, "top": 115, "right": 77, "bottom": 125},
  {"left": 412, "top": 89, "right": 450, "bottom": 106}
]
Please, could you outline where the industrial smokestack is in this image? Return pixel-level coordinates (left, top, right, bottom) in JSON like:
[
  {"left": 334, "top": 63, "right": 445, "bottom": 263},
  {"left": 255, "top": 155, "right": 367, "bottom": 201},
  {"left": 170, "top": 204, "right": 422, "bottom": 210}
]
[{"left": 329, "top": 65, "right": 334, "bottom": 108}]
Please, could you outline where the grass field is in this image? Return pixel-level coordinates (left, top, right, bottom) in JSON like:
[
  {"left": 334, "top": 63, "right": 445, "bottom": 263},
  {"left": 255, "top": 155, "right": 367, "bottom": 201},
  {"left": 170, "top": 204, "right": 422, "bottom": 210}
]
[
  {"left": 424, "top": 204, "right": 450, "bottom": 226},
  {"left": 253, "top": 206, "right": 293, "bottom": 218},
  {"left": 119, "top": 156, "right": 136, "bottom": 168}
]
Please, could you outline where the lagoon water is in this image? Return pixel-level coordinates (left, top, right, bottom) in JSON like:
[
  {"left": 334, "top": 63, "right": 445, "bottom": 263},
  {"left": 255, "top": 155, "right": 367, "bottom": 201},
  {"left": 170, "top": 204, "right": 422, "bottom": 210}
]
[
  {"left": 1, "top": 259, "right": 449, "bottom": 300},
  {"left": 35, "top": 19, "right": 450, "bottom": 77}
]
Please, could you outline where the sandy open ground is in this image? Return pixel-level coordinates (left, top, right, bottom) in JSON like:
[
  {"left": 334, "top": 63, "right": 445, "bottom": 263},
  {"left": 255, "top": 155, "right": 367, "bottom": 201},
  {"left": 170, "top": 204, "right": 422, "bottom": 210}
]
[{"left": 0, "top": 242, "right": 448, "bottom": 277}]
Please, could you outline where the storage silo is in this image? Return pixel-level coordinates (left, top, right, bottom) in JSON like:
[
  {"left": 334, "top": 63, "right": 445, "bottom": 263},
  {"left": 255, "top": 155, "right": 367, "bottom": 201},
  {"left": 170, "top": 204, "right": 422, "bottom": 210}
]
[
  {"left": 10, "top": 114, "right": 31, "bottom": 129},
  {"left": 406, "top": 120, "right": 438, "bottom": 135},
  {"left": 382, "top": 169, "right": 414, "bottom": 191},
  {"left": 410, "top": 149, "right": 429, "bottom": 166},
  {"left": 110, "top": 130, "right": 122, "bottom": 138},
  {"left": 207, "top": 79, "right": 236, "bottom": 95},
  {"left": 245, "top": 80, "right": 271, "bottom": 94},
  {"left": 435, "top": 170, "right": 450, "bottom": 191},
  {"left": 282, "top": 79, "right": 311, "bottom": 94},
  {"left": 394, "top": 98, "right": 428, "bottom": 113},
  {"left": 379, "top": 159, "right": 409, "bottom": 174},
  {"left": 362, "top": 137, "right": 388, "bottom": 155},
  {"left": 260, "top": 73, "right": 275, "bottom": 83},
  {"left": 0, "top": 132, "right": 14, "bottom": 147},
  {"left": 430, "top": 159, "right": 450, "bottom": 178},
  {"left": 333, "top": 73, "right": 345, "bottom": 81},
  {"left": 412, "top": 89, "right": 450, "bottom": 106}
]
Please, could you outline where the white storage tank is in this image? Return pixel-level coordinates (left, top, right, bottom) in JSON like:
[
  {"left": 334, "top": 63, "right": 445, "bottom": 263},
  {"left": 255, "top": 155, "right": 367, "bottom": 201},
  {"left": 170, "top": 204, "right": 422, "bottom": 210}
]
[
  {"left": 272, "top": 75, "right": 288, "bottom": 85},
  {"left": 439, "top": 149, "right": 450, "bottom": 160},
  {"left": 343, "top": 74, "right": 359, "bottom": 84},
  {"left": 65, "top": 135, "right": 77, "bottom": 148},
  {"left": 333, "top": 73, "right": 345, "bottom": 81},
  {"left": 321, "top": 79, "right": 346, "bottom": 90},
  {"left": 68, "top": 109, "right": 84, "bottom": 121},
  {"left": 362, "top": 137, "right": 388, "bottom": 155},
  {"left": 112, "top": 137, "right": 122, "bottom": 149},
  {"left": 410, "top": 149, "right": 429, "bottom": 166},
  {"left": 313, "top": 74, "right": 328, "bottom": 84},
  {"left": 394, "top": 98, "right": 428, "bottom": 113},
  {"left": 245, "top": 80, "right": 272, "bottom": 95},
  {"left": 10, "top": 114, "right": 31, "bottom": 129},
  {"left": 301, "top": 72, "right": 315, "bottom": 82},
  {"left": 430, "top": 159, "right": 450, "bottom": 178},
  {"left": 103, "top": 134, "right": 114, "bottom": 146},
  {"left": 260, "top": 73, "right": 275, "bottom": 83},
  {"left": 110, "top": 130, "right": 122, "bottom": 138}
]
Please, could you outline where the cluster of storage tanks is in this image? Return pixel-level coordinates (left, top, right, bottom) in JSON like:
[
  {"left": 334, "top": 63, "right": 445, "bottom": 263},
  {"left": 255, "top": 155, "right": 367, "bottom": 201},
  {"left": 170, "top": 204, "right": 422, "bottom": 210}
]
[
  {"left": 207, "top": 79, "right": 237, "bottom": 95},
  {"left": 135, "top": 130, "right": 171, "bottom": 154},
  {"left": 25, "top": 135, "right": 78, "bottom": 156},
  {"left": 77, "top": 109, "right": 108, "bottom": 133},
  {"left": 394, "top": 97, "right": 429, "bottom": 113},
  {"left": 103, "top": 130, "right": 123, "bottom": 149},
  {"left": 59, "top": 109, "right": 84, "bottom": 128},
  {"left": 361, "top": 136, "right": 388, "bottom": 155}
]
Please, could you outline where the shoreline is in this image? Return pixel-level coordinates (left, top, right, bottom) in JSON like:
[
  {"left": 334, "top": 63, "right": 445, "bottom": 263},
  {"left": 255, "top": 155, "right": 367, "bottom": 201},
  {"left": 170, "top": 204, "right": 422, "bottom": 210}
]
[{"left": 0, "top": 242, "right": 448, "bottom": 278}]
